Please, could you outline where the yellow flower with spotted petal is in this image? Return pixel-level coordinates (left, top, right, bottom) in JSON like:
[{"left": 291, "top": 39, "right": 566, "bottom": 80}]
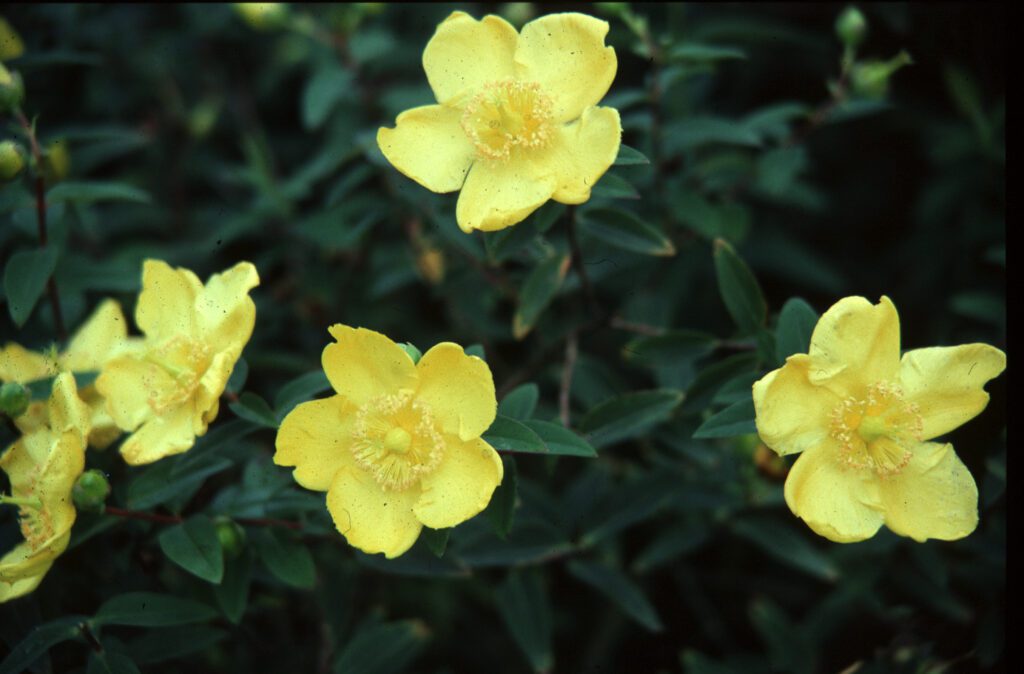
[
  {"left": 0, "top": 299, "right": 142, "bottom": 449},
  {"left": 274, "top": 325, "right": 504, "bottom": 559},
  {"left": 753, "top": 296, "right": 1005, "bottom": 543},
  {"left": 377, "top": 11, "right": 621, "bottom": 233},
  {"left": 0, "top": 373, "right": 88, "bottom": 603},
  {"left": 96, "top": 260, "right": 259, "bottom": 466}
]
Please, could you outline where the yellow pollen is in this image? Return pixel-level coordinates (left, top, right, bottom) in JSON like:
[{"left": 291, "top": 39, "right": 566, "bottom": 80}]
[
  {"left": 461, "top": 80, "right": 555, "bottom": 161},
  {"left": 350, "top": 392, "right": 445, "bottom": 491},
  {"left": 829, "top": 381, "right": 923, "bottom": 476}
]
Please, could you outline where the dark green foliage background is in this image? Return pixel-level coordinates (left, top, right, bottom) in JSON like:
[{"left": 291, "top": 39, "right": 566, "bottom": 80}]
[{"left": 0, "top": 3, "right": 1006, "bottom": 673}]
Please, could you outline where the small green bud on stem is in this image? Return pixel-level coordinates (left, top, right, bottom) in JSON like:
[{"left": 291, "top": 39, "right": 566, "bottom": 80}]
[
  {"left": 215, "top": 517, "right": 247, "bottom": 558},
  {"left": 0, "top": 381, "right": 30, "bottom": 418},
  {"left": 73, "top": 470, "right": 112, "bottom": 512},
  {"left": 835, "top": 6, "right": 868, "bottom": 48}
]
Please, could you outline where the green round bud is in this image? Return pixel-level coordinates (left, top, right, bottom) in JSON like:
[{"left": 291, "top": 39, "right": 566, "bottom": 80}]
[
  {"left": 0, "top": 381, "right": 30, "bottom": 418},
  {"left": 398, "top": 342, "right": 422, "bottom": 364},
  {"left": 72, "top": 470, "right": 112, "bottom": 511},
  {"left": 0, "top": 140, "right": 25, "bottom": 181},
  {"left": 851, "top": 51, "right": 913, "bottom": 99},
  {"left": 835, "top": 6, "right": 867, "bottom": 48},
  {"left": 215, "top": 517, "right": 247, "bottom": 558},
  {"left": 0, "top": 63, "right": 25, "bottom": 114}
]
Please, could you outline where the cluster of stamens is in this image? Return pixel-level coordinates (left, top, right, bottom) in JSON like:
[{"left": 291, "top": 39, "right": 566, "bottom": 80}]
[
  {"left": 461, "top": 80, "right": 555, "bottom": 161},
  {"left": 144, "top": 336, "right": 212, "bottom": 414},
  {"left": 350, "top": 391, "right": 445, "bottom": 491},
  {"left": 829, "top": 381, "right": 923, "bottom": 476}
]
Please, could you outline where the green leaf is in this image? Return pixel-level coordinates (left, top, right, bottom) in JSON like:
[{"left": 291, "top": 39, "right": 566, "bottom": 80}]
[
  {"left": 0, "top": 616, "right": 86, "bottom": 674},
  {"left": 633, "top": 522, "right": 710, "bottom": 573},
  {"left": 93, "top": 593, "right": 218, "bottom": 628},
  {"left": 255, "top": 528, "right": 316, "bottom": 588},
  {"left": 669, "top": 44, "right": 746, "bottom": 62},
  {"left": 46, "top": 181, "right": 151, "bottom": 204},
  {"left": 775, "top": 297, "right": 818, "bottom": 363},
  {"left": 580, "top": 207, "right": 675, "bottom": 257},
  {"left": 523, "top": 419, "right": 597, "bottom": 457},
  {"left": 126, "top": 625, "right": 227, "bottom": 666},
  {"left": 498, "top": 383, "right": 539, "bottom": 420},
  {"left": 126, "top": 452, "right": 233, "bottom": 511},
  {"left": 333, "top": 618, "right": 428, "bottom": 674},
  {"left": 421, "top": 527, "right": 450, "bottom": 557},
  {"left": 713, "top": 238, "right": 766, "bottom": 335},
  {"left": 87, "top": 649, "right": 141, "bottom": 674},
  {"left": 302, "top": 66, "right": 354, "bottom": 129},
  {"left": 613, "top": 144, "right": 651, "bottom": 166},
  {"left": 672, "top": 192, "right": 751, "bottom": 243},
  {"left": 4, "top": 247, "right": 58, "bottom": 327},
  {"left": 483, "top": 415, "right": 548, "bottom": 454},
  {"left": 485, "top": 456, "right": 518, "bottom": 538},
  {"left": 622, "top": 330, "right": 716, "bottom": 366},
  {"left": 225, "top": 357, "right": 248, "bottom": 395},
  {"left": 214, "top": 550, "right": 253, "bottom": 624},
  {"left": 273, "top": 370, "right": 332, "bottom": 418},
  {"left": 513, "top": 254, "right": 569, "bottom": 339},
  {"left": 229, "top": 391, "right": 279, "bottom": 428},
  {"left": 591, "top": 171, "right": 640, "bottom": 199},
  {"left": 692, "top": 398, "right": 756, "bottom": 439},
  {"left": 665, "top": 116, "right": 762, "bottom": 152},
  {"left": 494, "top": 570, "right": 553, "bottom": 673},
  {"left": 567, "top": 560, "right": 663, "bottom": 632},
  {"left": 157, "top": 515, "right": 224, "bottom": 583},
  {"left": 682, "top": 352, "right": 759, "bottom": 413},
  {"left": 749, "top": 599, "right": 816, "bottom": 674},
  {"left": 580, "top": 390, "right": 683, "bottom": 448},
  {"left": 731, "top": 518, "right": 839, "bottom": 582}
]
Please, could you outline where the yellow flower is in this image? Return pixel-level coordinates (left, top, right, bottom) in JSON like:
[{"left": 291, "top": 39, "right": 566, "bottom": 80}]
[
  {"left": 0, "top": 299, "right": 142, "bottom": 449},
  {"left": 0, "top": 373, "right": 89, "bottom": 603},
  {"left": 96, "top": 260, "right": 259, "bottom": 466},
  {"left": 753, "top": 296, "right": 1006, "bottom": 543},
  {"left": 377, "top": 11, "right": 621, "bottom": 233},
  {"left": 274, "top": 325, "right": 504, "bottom": 558}
]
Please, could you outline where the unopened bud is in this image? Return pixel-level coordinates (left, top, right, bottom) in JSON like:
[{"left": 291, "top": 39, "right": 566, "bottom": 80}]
[
  {"left": 215, "top": 517, "right": 247, "bottom": 558},
  {"left": 398, "top": 342, "right": 422, "bottom": 364},
  {"left": 0, "top": 62, "right": 24, "bottom": 113},
  {"left": 72, "top": 470, "right": 111, "bottom": 511},
  {"left": 0, "top": 381, "right": 30, "bottom": 418},
  {"left": 233, "top": 3, "right": 290, "bottom": 31},
  {"left": 0, "top": 17, "right": 25, "bottom": 61},
  {"left": 42, "top": 139, "right": 70, "bottom": 183},
  {"left": 0, "top": 140, "right": 25, "bottom": 181},
  {"left": 851, "top": 50, "right": 913, "bottom": 99},
  {"left": 835, "top": 6, "right": 867, "bottom": 48}
]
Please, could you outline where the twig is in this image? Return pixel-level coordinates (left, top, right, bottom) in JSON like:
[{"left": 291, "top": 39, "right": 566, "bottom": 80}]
[
  {"left": 559, "top": 332, "right": 578, "bottom": 427},
  {"left": 566, "top": 206, "right": 600, "bottom": 316}
]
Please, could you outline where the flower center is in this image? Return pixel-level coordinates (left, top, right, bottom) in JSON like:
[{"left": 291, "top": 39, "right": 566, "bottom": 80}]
[
  {"left": 350, "top": 391, "right": 444, "bottom": 491},
  {"left": 829, "top": 382, "right": 923, "bottom": 476},
  {"left": 461, "top": 80, "right": 554, "bottom": 161},
  {"left": 1, "top": 486, "right": 52, "bottom": 551},
  {"left": 144, "top": 336, "right": 212, "bottom": 414}
]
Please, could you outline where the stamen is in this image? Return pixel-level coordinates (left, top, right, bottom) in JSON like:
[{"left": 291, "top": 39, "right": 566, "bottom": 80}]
[
  {"left": 350, "top": 392, "right": 445, "bottom": 491},
  {"left": 828, "top": 382, "right": 923, "bottom": 476},
  {"left": 461, "top": 80, "right": 555, "bottom": 161}
]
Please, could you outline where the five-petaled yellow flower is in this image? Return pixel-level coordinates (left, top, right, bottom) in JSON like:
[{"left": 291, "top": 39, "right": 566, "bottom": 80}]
[
  {"left": 96, "top": 260, "right": 259, "bottom": 465},
  {"left": 377, "top": 11, "right": 621, "bottom": 233},
  {"left": 0, "top": 299, "right": 142, "bottom": 449},
  {"left": 274, "top": 325, "right": 504, "bottom": 558},
  {"left": 753, "top": 296, "right": 1005, "bottom": 543},
  {"left": 0, "top": 373, "right": 89, "bottom": 602}
]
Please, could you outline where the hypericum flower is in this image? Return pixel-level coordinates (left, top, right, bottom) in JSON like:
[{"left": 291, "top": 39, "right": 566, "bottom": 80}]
[
  {"left": 96, "top": 260, "right": 259, "bottom": 465},
  {"left": 274, "top": 325, "right": 504, "bottom": 558},
  {"left": 0, "top": 373, "right": 88, "bottom": 603},
  {"left": 377, "top": 11, "right": 621, "bottom": 234},
  {"left": 0, "top": 299, "right": 142, "bottom": 449},
  {"left": 753, "top": 296, "right": 1006, "bottom": 543}
]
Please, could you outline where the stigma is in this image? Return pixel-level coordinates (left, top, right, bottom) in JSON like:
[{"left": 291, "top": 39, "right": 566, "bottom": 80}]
[
  {"left": 829, "top": 381, "right": 923, "bottom": 476},
  {"left": 461, "top": 80, "right": 555, "bottom": 162},
  {"left": 350, "top": 391, "right": 444, "bottom": 491}
]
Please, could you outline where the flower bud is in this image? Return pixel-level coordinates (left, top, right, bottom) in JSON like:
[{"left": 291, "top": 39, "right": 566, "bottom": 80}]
[
  {"left": 233, "top": 3, "right": 290, "bottom": 31},
  {"left": 851, "top": 50, "right": 913, "bottom": 99},
  {"left": 835, "top": 6, "right": 867, "bottom": 48},
  {"left": 215, "top": 517, "right": 247, "bottom": 558},
  {"left": 0, "top": 17, "right": 25, "bottom": 61},
  {"left": 0, "top": 381, "right": 30, "bottom": 418},
  {"left": 399, "top": 342, "right": 422, "bottom": 364},
  {"left": 42, "top": 139, "right": 70, "bottom": 183},
  {"left": 0, "top": 140, "right": 25, "bottom": 181},
  {"left": 0, "top": 62, "right": 25, "bottom": 114},
  {"left": 72, "top": 470, "right": 112, "bottom": 511}
]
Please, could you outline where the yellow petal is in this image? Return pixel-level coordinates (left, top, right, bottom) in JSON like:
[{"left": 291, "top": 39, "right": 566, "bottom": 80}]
[
  {"left": 455, "top": 156, "right": 556, "bottom": 232},
  {"left": 326, "top": 467, "right": 422, "bottom": 558},
  {"left": 194, "top": 351, "right": 235, "bottom": 432},
  {"left": 118, "top": 404, "right": 196, "bottom": 465},
  {"left": 0, "top": 343, "right": 54, "bottom": 383},
  {"left": 808, "top": 295, "right": 901, "bottom": 397},
  {"left": 415, "top": 342, "right": 496, "bottom": 441},
  {"left": 422, "top": 11, "right": 518, "bottom": 106},
  {"left": 548, "top": 105, "right": 621, "bottom": 204},
  {"left": 61, "top": 299, "right": 136, "bottom": 372},
  {"left": 322, "top": 325, "right": 417, "bottom": 407},
  {"left": 37, "top": 431, "right": 86, "bottom": 517},
  {"left": 194, "top": 261, "right": 259, "bottom": 356},
  {"left": 275, "top": 396, "right": 357, "bottom": 492},
  {"left": 135, "top": 259, "right": 203, "bottom": 342},
  {"left": 377, "top": 105, "right": 476, "bottom": 194},
  {"left": 414, "top": 436, "right": 502, "bottom": 529},
  {"left": 0, "top": 562, "right": 49, "bottom": 603},
  {"left": 47, "top": 373, "right": 91, "bottom": 446},
  {"left": 514, "top": 13, "right": 617, "bottom": 123},
  {"left": 753, "top": 354, "right": 840, "bottom": 456},
  {"left": 880, "top": 442, "right": 978, "bottom": 542},
  {"left": 784, "top": 443, "right": 884, "bottom": 543},
  {"left": 96, "top": 356, "right": 164, "bottom": 431},
  {"left": 900, "top": 344, "right": 1006, "bottom": 440}
]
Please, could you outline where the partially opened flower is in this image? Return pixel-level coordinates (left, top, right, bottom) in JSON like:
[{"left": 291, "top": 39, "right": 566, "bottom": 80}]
[
  {"left": 377, "top": 11, "right": 621, "bottom": 233},
  {"left": 753, "top": 296, "right": 1005, "bottom": 543},
  {"left": 96, "top": 260, "right": 259, "bottom": 465},
  {"left": 274, "top": 325, "right": 503, "bottom": 558},
  {"left": 0, "top": 299, "right": 141, "bottom": 449},
  {"left": 0, "top": 373, "right": 89, "bottom": 602}
]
